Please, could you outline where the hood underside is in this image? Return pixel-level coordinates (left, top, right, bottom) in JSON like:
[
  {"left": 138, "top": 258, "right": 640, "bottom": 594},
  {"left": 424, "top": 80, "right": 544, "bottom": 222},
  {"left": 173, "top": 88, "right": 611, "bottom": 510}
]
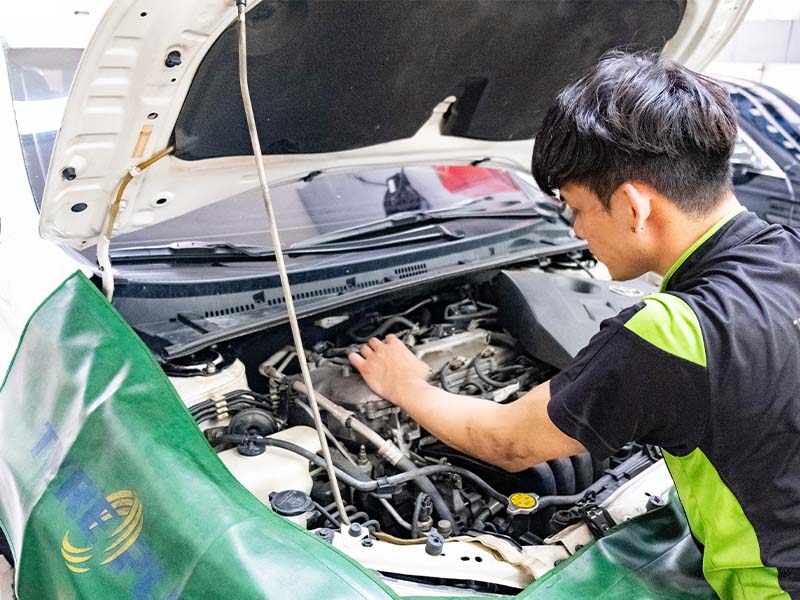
[
  {"left": 175, "top": 1, "right": 685, "bottom": 159},
  {"left": 38, "top": 0, "right": 750, "bottom": 249}
]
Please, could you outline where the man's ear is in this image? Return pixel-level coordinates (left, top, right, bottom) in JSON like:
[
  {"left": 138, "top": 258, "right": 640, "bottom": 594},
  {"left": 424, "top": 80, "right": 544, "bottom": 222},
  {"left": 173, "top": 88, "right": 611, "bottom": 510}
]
[{"left": 615, "top": 182, "right": 652, "bottom": 231}]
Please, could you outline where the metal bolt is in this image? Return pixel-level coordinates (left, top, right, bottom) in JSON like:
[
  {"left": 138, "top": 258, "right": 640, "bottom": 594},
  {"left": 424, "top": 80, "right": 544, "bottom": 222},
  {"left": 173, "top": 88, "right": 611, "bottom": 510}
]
[
  {"left": 646, "top": 494, "right": 666, "bottom": 511},
  {"left": 315, "top": 528, "right": 334, "bottom": 544}
]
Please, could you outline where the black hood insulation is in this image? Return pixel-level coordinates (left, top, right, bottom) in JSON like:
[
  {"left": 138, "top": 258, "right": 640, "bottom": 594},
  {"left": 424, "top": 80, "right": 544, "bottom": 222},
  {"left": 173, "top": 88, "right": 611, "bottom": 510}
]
[{"left": 174, "top": 0, "right": 686, "bottom": 161}]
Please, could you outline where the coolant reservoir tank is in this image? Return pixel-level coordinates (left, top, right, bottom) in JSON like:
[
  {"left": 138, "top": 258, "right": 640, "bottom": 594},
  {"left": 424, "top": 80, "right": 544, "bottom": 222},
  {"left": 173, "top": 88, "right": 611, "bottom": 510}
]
[
  {"left": 217, "top": 426, "right": 321, "bottom": 526},
  {"left": 169, "top": 358, "right": 249, "bottom": 408},
  {"left": 168, "top": 358, "right": 249, "bottom": 430}
]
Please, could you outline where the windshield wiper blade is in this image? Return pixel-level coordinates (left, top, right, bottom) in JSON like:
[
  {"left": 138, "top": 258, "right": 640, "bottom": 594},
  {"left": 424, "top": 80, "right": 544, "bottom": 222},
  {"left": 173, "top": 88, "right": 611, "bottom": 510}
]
[
  {"left": 109, "top": 224, "right": 465, "bottom": 264},
  {"left": 291, "top": 207, "right": 551, "bottom": 249},
  {"left": 109, "top": 241, "right": 277, "bottom": 263}
]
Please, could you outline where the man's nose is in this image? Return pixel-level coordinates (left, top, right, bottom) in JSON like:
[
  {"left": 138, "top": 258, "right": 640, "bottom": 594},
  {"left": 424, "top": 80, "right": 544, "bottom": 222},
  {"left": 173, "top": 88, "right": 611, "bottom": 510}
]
[{"left": 572, "top": 219, "right": 585, "bottom": 240}]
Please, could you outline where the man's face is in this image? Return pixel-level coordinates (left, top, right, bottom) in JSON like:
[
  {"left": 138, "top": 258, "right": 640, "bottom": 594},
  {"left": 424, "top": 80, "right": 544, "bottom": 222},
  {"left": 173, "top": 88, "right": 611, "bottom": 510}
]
[{"left": 559, "top": 182, "right": 647, "bottom": 281}]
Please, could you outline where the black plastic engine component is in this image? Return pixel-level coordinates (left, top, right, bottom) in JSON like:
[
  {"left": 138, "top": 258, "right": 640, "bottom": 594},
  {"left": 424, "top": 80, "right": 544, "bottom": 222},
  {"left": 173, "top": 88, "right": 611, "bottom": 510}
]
[
  {"left": 419, "top": 441, "right": 597, "bottom": 498},
  {"left": 161, "top": 346, "right": 236, "bottom": 377},
  {"left": 492, "top": 270, "right": 655, "bottom": 369},
  {"left": 228, "top": 408, "right": 278, "bottom": 438}
]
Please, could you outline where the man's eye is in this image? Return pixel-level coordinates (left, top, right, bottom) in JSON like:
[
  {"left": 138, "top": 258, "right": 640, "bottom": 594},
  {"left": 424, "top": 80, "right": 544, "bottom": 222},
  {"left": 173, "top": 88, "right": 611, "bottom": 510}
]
[{"left": 561, "top": 205, "right": 577, "bottom": 225}]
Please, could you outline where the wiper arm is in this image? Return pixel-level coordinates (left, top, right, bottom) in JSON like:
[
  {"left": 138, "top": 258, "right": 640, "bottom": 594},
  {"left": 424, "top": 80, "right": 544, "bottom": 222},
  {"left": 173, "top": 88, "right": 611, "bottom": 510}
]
[
  {"left": 291, "top": 206, "right": 552, "bottom": 249},
  {"left": 284, "top": 224, "right": 464, "bottom": 253}
]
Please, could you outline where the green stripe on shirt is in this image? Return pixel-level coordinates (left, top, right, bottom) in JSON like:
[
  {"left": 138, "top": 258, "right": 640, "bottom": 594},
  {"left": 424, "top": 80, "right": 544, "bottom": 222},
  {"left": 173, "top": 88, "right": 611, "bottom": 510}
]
[
  {"left": 665, "top": 449, "right": 790, "bottom": 600},
  {"left": 624, "top": 293, "right": 706, "bottom": 367}
]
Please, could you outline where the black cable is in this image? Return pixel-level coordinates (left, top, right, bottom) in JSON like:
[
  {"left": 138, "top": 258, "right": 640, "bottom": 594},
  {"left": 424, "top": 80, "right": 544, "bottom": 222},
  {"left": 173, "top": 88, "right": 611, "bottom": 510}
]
[
  {"left": 487, "top": 332, "right": 518, "bottom": 348},
  {"left": 192, "top": 399, "right": 265, "bottom": 417},
  {"left": 472, "top": 356, "right": 518, "bottom": 389},
  {"left": 348, "top": 511, "right": 370, "bottom": 523},
  {"left": 438, "top": 363, "right": 459, "bottom": 394},
  {"left": 461, "top": 382, "right": 485, "bottom": 396},
  {"left": 327, "top": 504, "right": 357, "bottom": 519},
  {"left": 193, "top": 400, "right": 274, "bottom": 424},
  {"left": 353, "top": 175, "right": 389, "bottom": 186},
  {"left": 190, "top": 390, "right": 271, "bottom": 416},
  {"left": 362, "top": 519, "right": 381, "bottom": 532},
  {"left": 572, "top": 260, "right": 596, "bottom": 279},
  {"left": 312, "top": 501, "right": 341, "bottom": 528},
  {"left": 350, "top": 316, "right": 417, "bottom": 343},
  {"left": 212, "top": 435, "right": 369, "bottom": 489}
]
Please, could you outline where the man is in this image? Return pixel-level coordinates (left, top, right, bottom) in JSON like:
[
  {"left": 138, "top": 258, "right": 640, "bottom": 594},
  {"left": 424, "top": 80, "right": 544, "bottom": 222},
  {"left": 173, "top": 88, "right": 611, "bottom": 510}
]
[{"left": 349, "top": 51, "right": 800, "bottom": 599}]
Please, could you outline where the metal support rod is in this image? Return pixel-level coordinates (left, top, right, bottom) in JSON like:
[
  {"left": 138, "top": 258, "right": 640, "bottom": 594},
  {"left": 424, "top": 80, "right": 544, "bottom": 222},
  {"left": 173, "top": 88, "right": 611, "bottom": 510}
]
[{"left": 236, "top": 1, "right": 350, "bottom": 524}]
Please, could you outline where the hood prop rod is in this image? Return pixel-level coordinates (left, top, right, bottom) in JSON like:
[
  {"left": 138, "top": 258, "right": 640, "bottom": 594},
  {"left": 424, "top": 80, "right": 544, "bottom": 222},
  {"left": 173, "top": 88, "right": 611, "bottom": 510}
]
[{"left": 236, "top": 0, "right": 350, "bottom": 524}]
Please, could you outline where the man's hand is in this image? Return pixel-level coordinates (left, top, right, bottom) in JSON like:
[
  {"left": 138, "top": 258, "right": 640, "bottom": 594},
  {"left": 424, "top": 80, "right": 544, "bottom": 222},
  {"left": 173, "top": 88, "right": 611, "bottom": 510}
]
[{"left": 348, "top": 334, "right": 430, "bottom": 404}]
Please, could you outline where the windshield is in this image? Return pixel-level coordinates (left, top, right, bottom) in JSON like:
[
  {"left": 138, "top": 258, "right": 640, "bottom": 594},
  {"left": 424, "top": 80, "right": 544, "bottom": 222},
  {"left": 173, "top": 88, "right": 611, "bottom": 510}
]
[
  {"left": 108, "top": 164, "right": 560, "bottom": 255},
  {"left": 4, "top": 47, "right": 83, "bottom": 209}
]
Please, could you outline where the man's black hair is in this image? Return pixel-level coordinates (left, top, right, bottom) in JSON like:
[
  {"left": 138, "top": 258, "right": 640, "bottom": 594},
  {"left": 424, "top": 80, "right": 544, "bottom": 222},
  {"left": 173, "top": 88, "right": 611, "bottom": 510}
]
[{"left": 531, "top": 50, "right": 737, "bottom": 216}]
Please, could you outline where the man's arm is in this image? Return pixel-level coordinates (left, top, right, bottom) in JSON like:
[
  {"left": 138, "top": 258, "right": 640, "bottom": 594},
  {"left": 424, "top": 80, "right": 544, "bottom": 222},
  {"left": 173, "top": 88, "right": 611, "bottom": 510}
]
[{"left": 348, "top": 334, "right": 585, "bottom": 472}]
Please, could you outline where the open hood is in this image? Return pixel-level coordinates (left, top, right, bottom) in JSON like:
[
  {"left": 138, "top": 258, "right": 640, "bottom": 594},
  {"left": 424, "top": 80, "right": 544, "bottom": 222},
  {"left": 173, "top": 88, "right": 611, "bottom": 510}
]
[{"left": 39, "top": 0, "right": 750, "bottom": 250}]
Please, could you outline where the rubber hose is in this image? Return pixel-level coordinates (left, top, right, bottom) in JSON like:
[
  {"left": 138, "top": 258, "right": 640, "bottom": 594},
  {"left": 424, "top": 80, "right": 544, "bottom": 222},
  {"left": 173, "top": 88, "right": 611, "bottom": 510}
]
[
  {"left": 290, "top": 380, "right": 455, "bottom": 528},
  {"left": 549, "top": 457, "right": 576, "bottom": 496},
  {"left": 395, "top": 455, "right": 455, "bottom": 529},
  {"left": 351, "top": 316, "right": 417, "bottom": 343},
  {"left": 571, "top": 453, "right": 594, "bottom": 492},
  {"left": 214, "top": 435, "right": 505, "bottom": 507}
]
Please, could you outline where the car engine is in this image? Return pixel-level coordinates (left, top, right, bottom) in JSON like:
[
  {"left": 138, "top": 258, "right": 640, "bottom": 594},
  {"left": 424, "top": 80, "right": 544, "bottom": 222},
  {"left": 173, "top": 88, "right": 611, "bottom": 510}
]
[{"left": 163, "top": 274, "right": 669, "bottom": 595}]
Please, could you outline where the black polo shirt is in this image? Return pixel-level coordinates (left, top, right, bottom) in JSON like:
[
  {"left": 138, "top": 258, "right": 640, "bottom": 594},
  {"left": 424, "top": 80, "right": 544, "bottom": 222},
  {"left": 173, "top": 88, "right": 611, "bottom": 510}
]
[{"left": 549, "top": 207, "right": 800, "bottom": 599}]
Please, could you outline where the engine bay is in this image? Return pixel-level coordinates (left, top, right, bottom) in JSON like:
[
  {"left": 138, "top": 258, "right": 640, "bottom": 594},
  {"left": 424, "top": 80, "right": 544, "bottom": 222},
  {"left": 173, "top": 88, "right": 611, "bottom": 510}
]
[{"left": 162, "top": 267, "right": 668, "bottom": 595}]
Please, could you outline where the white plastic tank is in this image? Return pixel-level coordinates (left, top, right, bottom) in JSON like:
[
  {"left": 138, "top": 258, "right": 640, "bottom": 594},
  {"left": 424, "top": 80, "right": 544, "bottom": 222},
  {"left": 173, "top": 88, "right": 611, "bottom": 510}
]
[
  {"left": 169, "top": 358, "right": 249, "bottom": 430},
  {"left": 217, "top": 426, "right": 321, "bottom": 527}
]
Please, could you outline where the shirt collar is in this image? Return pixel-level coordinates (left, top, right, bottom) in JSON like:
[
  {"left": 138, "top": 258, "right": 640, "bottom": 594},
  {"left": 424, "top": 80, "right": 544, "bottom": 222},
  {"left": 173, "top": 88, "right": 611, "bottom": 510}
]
[{"left": 660, "top": 206, "right": 747, "bottom": 292}]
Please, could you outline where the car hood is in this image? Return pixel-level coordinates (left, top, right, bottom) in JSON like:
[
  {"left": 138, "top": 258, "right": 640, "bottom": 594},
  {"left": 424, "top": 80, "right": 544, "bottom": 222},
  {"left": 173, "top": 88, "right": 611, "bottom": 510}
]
[{"left": 39, "top": 0, "right": 750, "bottom": 250}]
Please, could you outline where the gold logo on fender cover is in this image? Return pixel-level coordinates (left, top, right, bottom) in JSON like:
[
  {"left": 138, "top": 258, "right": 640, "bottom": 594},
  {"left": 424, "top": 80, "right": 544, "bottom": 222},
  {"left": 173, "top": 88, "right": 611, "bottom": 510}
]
[{"left": 61, "top": 490, "right": 143, "bottom": 574}]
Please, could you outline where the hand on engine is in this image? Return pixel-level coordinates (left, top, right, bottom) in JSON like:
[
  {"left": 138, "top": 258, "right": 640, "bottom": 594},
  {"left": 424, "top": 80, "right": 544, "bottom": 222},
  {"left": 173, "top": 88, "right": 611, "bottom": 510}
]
[{"left": 348, "top": 334, "right": 431, "bottom": 404}]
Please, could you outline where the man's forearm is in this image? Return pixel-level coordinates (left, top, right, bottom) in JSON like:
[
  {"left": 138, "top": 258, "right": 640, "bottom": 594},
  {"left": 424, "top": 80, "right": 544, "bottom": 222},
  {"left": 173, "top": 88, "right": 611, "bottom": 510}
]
[
  {"left": 392, "top": 379, "right": 531, "bottom": 470},
  {"left": 347, "top": 335, "right": 584, "bottom": 470}
]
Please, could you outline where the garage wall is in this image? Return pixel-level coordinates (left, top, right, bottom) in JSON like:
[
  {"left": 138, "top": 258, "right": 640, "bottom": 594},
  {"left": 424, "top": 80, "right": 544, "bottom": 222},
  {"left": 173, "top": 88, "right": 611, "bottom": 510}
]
[{"left": 708, "top": 2, "right": 800, "bottom": 99}]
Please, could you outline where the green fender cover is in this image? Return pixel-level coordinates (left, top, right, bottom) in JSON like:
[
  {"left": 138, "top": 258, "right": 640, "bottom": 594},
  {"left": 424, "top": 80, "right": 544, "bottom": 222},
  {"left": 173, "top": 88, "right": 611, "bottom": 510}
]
[{"left": 0, "top": 272, "right": 718, "bottom": 599}]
